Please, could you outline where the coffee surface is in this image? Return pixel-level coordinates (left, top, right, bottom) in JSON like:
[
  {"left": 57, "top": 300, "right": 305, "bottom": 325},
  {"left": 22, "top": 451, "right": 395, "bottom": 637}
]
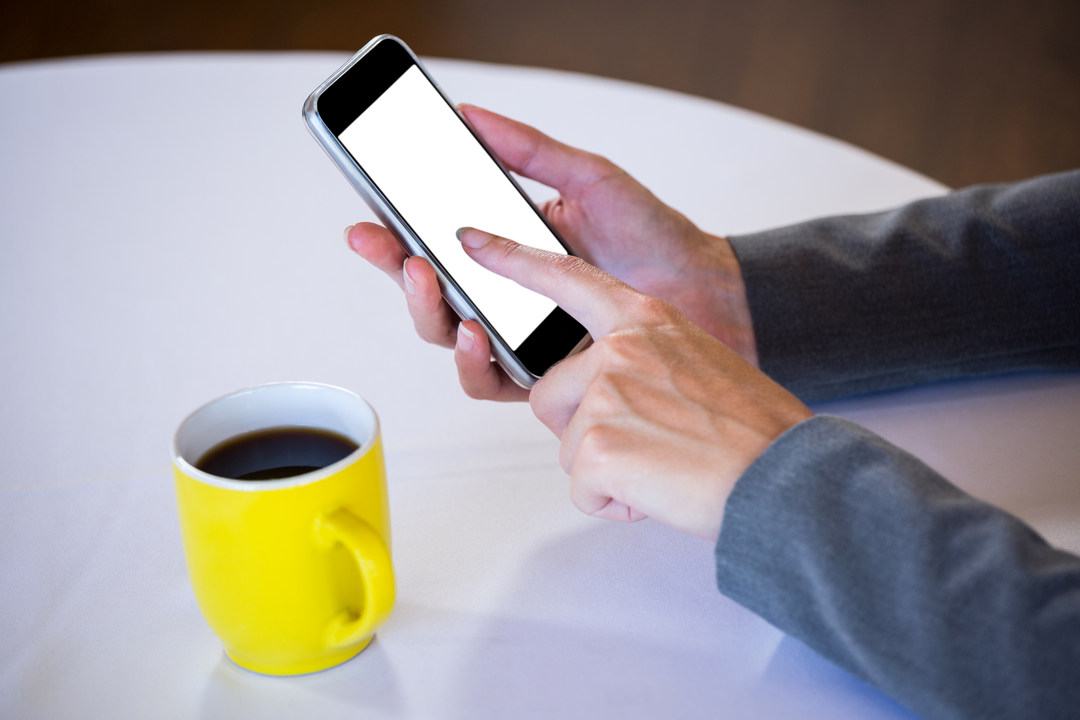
[{"left": 196, "top": 426, "right": 359, "bottom": 481}]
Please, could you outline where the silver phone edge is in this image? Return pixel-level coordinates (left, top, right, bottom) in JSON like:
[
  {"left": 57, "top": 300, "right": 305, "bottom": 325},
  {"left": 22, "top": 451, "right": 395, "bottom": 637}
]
[{"left": 302, "top": 35, "right": 590, "bottom": 390}]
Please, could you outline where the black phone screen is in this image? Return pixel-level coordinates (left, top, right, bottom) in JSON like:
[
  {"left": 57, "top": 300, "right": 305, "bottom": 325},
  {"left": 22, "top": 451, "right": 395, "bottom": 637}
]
[{"left": 320, "top": 39, "right": 586, "bottom": 376}]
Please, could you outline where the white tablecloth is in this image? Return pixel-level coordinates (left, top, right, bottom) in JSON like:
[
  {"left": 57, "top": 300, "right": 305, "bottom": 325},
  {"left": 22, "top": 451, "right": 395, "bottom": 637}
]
[{"left": 1, "top": 52, "right": 1077, "bottom": 720}]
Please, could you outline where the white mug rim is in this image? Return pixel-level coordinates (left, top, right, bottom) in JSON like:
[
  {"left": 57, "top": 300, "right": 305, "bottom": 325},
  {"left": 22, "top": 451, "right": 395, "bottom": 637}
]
[{"left": 171, "top": 381, "right": 380, "bottom": 492}]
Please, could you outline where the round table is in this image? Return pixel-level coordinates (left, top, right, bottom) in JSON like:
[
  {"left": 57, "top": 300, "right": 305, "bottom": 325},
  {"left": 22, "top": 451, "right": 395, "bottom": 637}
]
[{"left": 1, "top": 52, "right": 1077, "bottom": 720}]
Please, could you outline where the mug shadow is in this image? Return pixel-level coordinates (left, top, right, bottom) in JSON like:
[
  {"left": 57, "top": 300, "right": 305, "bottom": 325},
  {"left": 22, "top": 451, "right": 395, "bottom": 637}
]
[{"left": 197, "top": 635, "right": 404, "bottom": 719}]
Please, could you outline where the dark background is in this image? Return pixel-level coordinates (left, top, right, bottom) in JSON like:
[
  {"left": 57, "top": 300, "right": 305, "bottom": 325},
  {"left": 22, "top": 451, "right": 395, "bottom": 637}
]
[{"left": 3, "top": 0, "right": 1078, "bottom": 188}]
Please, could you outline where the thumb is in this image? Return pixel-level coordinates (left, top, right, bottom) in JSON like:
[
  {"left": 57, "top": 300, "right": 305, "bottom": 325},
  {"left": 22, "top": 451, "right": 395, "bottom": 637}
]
[
  {"left": 457, "top": 227, "right": 633, "bottom": 339},
  {"left": 458, "top": 105, "right": 615, "bottom": 195}
]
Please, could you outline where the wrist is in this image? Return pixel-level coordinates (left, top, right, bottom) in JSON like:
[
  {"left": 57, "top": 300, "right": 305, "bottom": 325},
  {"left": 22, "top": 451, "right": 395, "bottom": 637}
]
[{"left": 681, "top": 233, "right": 759, "bottom": 366}]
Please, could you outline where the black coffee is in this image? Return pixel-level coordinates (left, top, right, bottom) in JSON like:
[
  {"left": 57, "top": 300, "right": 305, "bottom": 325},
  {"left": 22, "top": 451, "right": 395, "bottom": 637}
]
[{"left": 196, "top": 426, "right": 359, "bottom": 481}]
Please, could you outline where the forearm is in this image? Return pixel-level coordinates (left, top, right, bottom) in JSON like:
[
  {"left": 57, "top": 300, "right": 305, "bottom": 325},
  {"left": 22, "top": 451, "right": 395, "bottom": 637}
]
[
  {"left": 727, "top": 171, "right": 1080, "bottom": 401},
  {"left": 716, "top": 416, "right": 1080, "bottom": 720}
]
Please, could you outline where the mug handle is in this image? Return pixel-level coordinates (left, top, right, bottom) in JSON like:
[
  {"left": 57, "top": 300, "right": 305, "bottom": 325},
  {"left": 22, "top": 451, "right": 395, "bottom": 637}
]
[{"left": 315, "top": 508, "right": 396, "bottom": 649}]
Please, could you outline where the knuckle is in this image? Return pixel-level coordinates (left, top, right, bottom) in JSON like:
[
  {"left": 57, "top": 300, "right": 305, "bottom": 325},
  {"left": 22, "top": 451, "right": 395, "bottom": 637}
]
[
  {"left": 591, "top": 333, "right": 641, "bottom": 371},
  {"left": 543, "top": 251, "right": 588, "bottom": 279},
  {"left": 530, "top": 252, "right": 588, "bottom": 290},
  {"left": 519, "top": 135, "right": 547, "bottom": 176},
  {"left": 541, "top": 197, "right": 562, "bottom": 217},
  {"left": 628, "top": 293, "right": 679, "bottom": 326},
  {"left": 568, "top": 489, "right": 598, "bottom": 518},
  {"left": 575, "top": 424, "right": 620, "bottom": 470},
  {"left": 493, "top": 235, "right": 520, "bottom": 263},
  {"left": 581, "top": 151, "right": 618, "bottom": 179}
]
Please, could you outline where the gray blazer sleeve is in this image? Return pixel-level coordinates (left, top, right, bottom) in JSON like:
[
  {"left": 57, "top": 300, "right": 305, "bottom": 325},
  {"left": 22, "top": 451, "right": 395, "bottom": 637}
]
[
  {"left": 727, "top": 170, "right": 1080, "bottom": 403},
  {"left": 716, "top": 416, "right": 1080, "bottom": 720},
  {"left": 715, "top": 173, "right": 1080, "bottom": 718}
]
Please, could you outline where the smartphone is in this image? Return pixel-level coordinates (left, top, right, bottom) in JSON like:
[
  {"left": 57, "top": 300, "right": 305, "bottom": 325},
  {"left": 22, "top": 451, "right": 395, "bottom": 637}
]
[{"left": 303, "top": 35, "right": 591, "bottom": 388}]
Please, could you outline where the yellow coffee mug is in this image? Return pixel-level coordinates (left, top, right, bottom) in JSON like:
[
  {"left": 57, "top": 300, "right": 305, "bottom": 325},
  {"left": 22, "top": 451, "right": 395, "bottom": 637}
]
[{"left": 172, "top": 382, "right": 394, "bottom": 675}]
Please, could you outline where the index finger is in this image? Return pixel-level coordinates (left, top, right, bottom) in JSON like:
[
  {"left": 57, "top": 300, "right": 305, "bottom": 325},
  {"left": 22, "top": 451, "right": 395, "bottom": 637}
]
[{"left": 457, "top": 227, "right": 637, "bottom": 339}]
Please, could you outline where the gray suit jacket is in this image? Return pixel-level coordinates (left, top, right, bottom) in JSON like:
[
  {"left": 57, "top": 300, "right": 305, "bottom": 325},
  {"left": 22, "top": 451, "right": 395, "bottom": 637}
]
[{"left": 721, "top": 171, "right": 1080, "bottom": 720}]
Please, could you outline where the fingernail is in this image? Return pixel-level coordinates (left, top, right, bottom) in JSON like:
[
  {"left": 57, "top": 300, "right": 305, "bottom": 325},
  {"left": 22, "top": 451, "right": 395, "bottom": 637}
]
[
  {"left": 457, "top": 322, "right": 475, "bottom": 353},
  {"left": 343, "top": 224, "right": 354, "bottom": 246},
  {"left": 402, "top": 259, "right": 417, "bottom": 295},
  {"left": 457, "top": 227, "right": 490, "bottom": 249}
]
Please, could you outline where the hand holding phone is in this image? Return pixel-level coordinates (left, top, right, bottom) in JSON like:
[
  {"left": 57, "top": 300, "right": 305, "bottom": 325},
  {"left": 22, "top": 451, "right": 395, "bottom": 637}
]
[
  {"left": 305, "top": 36, "right": 590, "bottom": 388},
  {"left": 314, "top": 36, "right": 759, "bottom": 399}
]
